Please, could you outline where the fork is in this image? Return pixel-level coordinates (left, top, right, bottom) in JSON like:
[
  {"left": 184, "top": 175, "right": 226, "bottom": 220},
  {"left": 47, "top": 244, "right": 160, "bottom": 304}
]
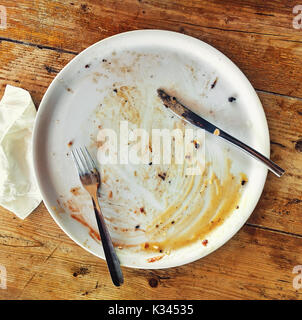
[{"left": 71, "top": 147, "right": 124, "bottom": 287}]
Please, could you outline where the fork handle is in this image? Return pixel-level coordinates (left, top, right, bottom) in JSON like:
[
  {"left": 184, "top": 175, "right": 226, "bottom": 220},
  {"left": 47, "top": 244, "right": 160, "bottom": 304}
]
[{"left": 92, "top": 198, "right": 124, "bottom": 287}]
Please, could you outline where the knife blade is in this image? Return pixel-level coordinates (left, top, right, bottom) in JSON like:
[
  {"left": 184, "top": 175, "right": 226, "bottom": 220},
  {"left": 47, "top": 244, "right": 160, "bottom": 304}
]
[{"left": 157, "top": 88, "right": 285, "bottom": 177}]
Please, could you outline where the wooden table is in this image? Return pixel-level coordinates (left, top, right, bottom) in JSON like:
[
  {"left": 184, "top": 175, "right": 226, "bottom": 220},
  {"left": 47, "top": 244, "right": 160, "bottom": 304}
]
[{"left": 0, "top": 0, "right": 301, "bottom": 300}]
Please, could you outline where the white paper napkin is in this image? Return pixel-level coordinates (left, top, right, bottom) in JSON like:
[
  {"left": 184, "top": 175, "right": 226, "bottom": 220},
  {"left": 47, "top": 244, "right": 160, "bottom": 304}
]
[{"left": 0, "top": 85, "right": 42, "bottom": 219}]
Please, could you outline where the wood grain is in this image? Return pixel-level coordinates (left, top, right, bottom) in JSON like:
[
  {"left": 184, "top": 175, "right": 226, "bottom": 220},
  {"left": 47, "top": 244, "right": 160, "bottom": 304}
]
[
  {"left": 0, "top": 0, "right": 301, "bottom": 300},
  {"left": 0, "top": 206, "right": 301, "bottom": 300},
  {"left": 1, "top": 1, "right": 302, "bottom": 97}
]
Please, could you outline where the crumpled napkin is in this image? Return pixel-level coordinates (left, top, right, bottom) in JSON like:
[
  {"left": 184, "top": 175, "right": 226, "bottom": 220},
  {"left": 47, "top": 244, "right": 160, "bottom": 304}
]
[{"left": 0, "top": 85, "right": 42, "bottom": 219}]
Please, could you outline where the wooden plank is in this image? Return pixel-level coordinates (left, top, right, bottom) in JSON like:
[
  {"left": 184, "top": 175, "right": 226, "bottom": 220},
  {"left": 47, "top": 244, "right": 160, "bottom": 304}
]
[
  {"left": 1, "top": 0, "right": 302, "bottom": 46},
  {"left": 0, "top": 40, "right": 301, "bottom": 236},
  {"left": 0, "top": 40, "right": 72, "bottom": 106},
  {"left": 0, "top": 18, "right": 302, "bottom": 299},
  {"left": 0, "top": 207, "right": 301, "bottom": 299},
  {"left": 248, "top": 91, "right": 302, "bottom": 234},
  {"left": 0, "top": 1, "right": 302, "bottom": 97}
]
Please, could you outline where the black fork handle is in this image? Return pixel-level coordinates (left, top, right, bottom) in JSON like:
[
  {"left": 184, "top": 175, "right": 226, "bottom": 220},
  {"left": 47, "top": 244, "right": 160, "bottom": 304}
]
[{"left": 92, "top": 199, "right": 124, "bottom": 287}]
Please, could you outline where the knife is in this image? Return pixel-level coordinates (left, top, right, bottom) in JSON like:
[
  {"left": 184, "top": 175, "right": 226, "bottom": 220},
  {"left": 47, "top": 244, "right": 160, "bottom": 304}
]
[{"left": 157, "top": 88, "right": 285, "bottom": 177}]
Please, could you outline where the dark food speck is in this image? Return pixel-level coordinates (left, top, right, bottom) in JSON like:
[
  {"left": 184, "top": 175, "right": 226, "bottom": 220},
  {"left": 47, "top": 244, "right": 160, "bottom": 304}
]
[
  {"left": 228, "top": 97, "right": 236, "bottom": 102},
  {"left": 192, "top": 140, "right": 200, "bottom": 149},
  {"left": 211, "top": 78, "right": 218, "bottom": 89},
  {"left": 158, "top": 173, "right": 166, "bottom": 181}
]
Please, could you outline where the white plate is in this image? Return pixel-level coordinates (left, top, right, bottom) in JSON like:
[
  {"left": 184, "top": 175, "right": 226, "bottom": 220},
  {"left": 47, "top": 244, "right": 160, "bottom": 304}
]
[{"left": 33, "top": 30, "right": 269, "bottom": 269}]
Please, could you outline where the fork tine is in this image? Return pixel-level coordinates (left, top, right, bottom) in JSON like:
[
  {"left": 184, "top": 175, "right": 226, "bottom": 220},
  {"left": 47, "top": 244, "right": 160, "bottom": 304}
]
[
  {"left": 71, "top": 149, "right": 84, "bottom": 175},
  {"left": 84, "top": 146, "right": 97, "bottom": 170},
  {"left": 76, "top": 148, "right": 90, "bottom": 173},
  {"left": 78, "top": 147, "right": 92, "bottom": 172}
]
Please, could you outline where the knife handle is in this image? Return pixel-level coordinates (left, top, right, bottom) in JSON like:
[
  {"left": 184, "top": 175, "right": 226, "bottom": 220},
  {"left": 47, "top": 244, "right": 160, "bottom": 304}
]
[{"left": 218, "top": 129, "right": 285, "bottom": 177}]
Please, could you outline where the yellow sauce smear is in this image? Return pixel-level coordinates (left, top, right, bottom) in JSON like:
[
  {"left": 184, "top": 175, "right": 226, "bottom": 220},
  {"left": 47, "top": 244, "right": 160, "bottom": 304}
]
[{"left": 143, "top": 159, "right": 245, "bottom": 252}]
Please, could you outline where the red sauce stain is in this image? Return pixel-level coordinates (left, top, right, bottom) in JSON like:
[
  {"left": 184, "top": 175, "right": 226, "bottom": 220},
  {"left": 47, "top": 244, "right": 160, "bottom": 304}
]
[
  {"left": 70, "top": 187, "right": 81, "bottom": 196},
  {"left": 66, "top": 199, "right": 80, "bottom": 213},
  {"left": 147, "top": 255, "right": 164, "bottom": 263},
  {"left": 71, "top": 214, "right": 101, "bottom": 242},
  {"left": 202, "top": 239, "right": 208, "bottom": 246}
]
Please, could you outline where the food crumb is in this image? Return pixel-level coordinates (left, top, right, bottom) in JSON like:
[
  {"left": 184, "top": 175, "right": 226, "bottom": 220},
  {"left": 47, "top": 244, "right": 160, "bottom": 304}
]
[
  {"left": 202, "top": 239, "right": 208, "bottom": 246},
  {"left": 192, "top": 140, "right": 200, "bottom": 149},
  {"left": 211, "top": 77, "right": 218, "bottom": 89},
  {"left": 67, "top": 140, "right": 73, "bottom": 147},
  {"left": 213, "top": 129, "right": 220, "bottom": 136},
  {"left": 158, "top": 173, "right": 166, "bottom": 181},
  {"left": 140, "top": 207, "right": 145, "bottom": 214},
  {"left": 241, "top": 180, "right": 247, "bottom": 186},
  {"left": 70, "top": 187, "right": 80, "bottom": 196},
  {"left": 108, "top": 191, "right": 113, "bottom": 199},
  {"left": 228, "top": 97, "right": 236, "bottom": 102},
  {"left": 147, "top": 255, "right": 164, "bottom": 263}
]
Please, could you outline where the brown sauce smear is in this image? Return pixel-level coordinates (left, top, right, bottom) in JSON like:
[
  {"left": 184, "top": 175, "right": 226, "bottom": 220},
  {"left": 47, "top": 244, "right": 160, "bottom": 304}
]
[
  {"left": 71, "top": 214, "right": 101, "bottom": 242},
  {"left": 144, "top": 160, "right": 245, "bottom": 252}
]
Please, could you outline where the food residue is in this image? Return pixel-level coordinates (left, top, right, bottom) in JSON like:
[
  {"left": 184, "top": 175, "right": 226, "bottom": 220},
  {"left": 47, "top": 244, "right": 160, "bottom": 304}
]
[
  {"left": 147, "top": 255, "right": 164, "bottom": 263},
  {"left": 70, "top": 187, "right": 81, "bottom": 196},
  {"left": 211, "top": 77, "right": 218, "bottom": 89},
  {"left": 202, "top": 239, "right": 208, "bottom": 246},
  {"left": 213, "top": 129, "right": 220, "bottom": 136},
  {"left": 71, "top": 214, "right": 100, "bottom": 242},
  {"left": 158, "top": 173, "right": 166, "bottom": 181},
  {"left": 241, "top": 174, "right": 248, "bottom": 186},
  {"left": 193, "top": 140, "right": 200, "bottom": 149}
]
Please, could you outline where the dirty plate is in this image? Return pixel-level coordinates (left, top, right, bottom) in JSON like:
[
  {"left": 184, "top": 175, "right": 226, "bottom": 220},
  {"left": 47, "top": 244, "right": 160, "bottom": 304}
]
[{"left": 33, "top": 30, "right": 269, "bottom": 269}]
